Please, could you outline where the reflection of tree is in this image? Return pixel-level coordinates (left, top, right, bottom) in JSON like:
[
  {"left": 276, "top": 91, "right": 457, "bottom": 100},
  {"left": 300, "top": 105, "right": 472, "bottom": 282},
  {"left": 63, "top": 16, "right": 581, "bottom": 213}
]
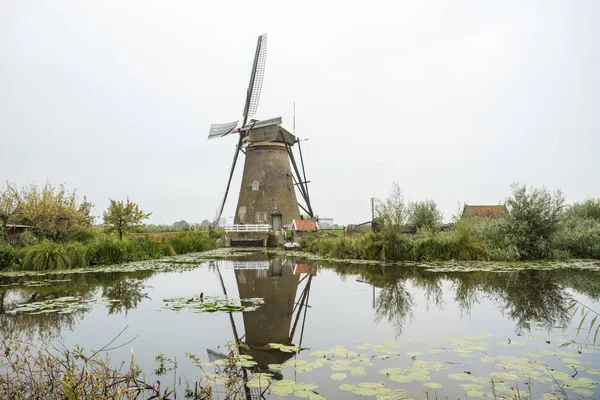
[
  {"left": 316, "top": 262, "right": 416, "bottom": 336},
  {"left": 0, "top": 286, "right": 84, "bottom": 342},
  {"left": 0, "top": 270, "right": 156, "bottom": 341},
  {"left": 101, "top": 279, "right": 150, "bottom": 315},
  {"left": 319, "top": 259, "right": 600, "bottom": 335},
  {"left": 374, "top": 280, "right": 413, "bottom": 336},
  {"left": 483, "top": 271, "right": 570, "bottom": 333},
  {"left": 553, "top": 270, "right": 600, "bottom": 301},
  {"left": 451, "top": 272, "right": 484, "bottom": 316}
]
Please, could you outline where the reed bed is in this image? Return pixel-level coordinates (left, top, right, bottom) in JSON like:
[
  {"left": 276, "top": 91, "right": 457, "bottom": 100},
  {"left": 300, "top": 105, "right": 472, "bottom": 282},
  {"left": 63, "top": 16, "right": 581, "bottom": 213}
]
[
  {"left": 1, "top": 231, "right": 219, "bottom": 271},
  {"left": 301, "top": 215, "right": 600, "bottom": 262}
]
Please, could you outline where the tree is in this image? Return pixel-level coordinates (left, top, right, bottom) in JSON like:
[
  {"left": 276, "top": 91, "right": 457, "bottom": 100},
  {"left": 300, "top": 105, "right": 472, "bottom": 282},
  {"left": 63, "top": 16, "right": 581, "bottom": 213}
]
[
  {"left": 504, "top": 183, "right": 565, "bottom": 259},
  {"left": 407, "top": 200, "right": 443, "bottom": 232},
  {"left": 375, "top": 182, "right": 406, "bottom": 232},
  {"left": 15, "top": 182, "right": 94, "bottom": 242},
  {"left": 0, "top": 182, "right": 19, "bottom": 240},
  {"left": 103, "top": 199, "right": 151, "bottom": 240}
]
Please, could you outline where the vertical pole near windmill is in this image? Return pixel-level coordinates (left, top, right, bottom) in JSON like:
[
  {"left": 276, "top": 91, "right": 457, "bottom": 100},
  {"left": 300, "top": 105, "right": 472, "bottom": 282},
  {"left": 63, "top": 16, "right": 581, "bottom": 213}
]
[{"left": 371, "top": 197, "right": 375, "bottom": 221}]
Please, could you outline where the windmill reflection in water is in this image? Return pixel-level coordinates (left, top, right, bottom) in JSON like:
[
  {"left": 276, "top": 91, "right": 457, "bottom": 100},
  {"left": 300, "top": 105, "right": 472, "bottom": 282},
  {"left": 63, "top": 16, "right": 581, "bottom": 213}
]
[{"left": 208, "top": 255, "right": 315, "bottom": 394}]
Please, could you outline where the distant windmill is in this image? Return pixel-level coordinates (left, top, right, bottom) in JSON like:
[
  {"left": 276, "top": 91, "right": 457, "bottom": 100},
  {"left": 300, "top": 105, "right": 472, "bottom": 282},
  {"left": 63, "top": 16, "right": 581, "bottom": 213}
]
[{"left": 208, "top": 34, "right": 313, "bottom": 232}]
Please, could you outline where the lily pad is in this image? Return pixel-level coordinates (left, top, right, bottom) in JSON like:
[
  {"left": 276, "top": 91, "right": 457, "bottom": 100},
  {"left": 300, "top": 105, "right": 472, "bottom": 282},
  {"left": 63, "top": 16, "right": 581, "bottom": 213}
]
[
  {"left": 339, "top": 383, "right": 356, "bottom": 392},
  {"left": 489, "top": 372, "right": 519, "bottom": 381},
  {"left": 426, "top": 348, "right": 444, "bottom": 354},
  {"left": 587, "top": 369, "right": 600, "bottom": 375},
  {"left": 294, "top": 389, "right": 313, "bottom": 398},
  {"left": 281, "top": 345, "right": 300, "bottom": 353},
  {"left": 388, "top": 374, "right": 413, "bottom": 383},
  {"left": 330, "top": 372, "right": 347, "bottom": 380},
  {"left": 574, "top": 388, "right": 594, "bottom": 396},
  {"left": 161, "top": 294, "right": 263, "bottom": 314}
]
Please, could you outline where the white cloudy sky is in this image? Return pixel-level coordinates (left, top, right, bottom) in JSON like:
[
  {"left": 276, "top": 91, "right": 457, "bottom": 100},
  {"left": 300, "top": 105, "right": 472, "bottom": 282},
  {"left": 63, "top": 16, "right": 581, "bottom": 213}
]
[{"left": 1, "top": 1, "right": 598, "bottom": 225}]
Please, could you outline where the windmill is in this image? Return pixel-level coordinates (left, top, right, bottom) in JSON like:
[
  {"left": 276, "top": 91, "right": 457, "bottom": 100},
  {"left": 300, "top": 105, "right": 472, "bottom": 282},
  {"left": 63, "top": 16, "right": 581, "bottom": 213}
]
[{"left": 208, "top": 34, "right": 314, "bottom": 234}]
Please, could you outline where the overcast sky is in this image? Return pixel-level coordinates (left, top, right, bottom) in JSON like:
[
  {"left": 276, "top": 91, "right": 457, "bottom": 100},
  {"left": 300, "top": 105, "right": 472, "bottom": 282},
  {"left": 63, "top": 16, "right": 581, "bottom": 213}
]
[{"left": 1, "top": 1, "right": 598, "bottom": 225}]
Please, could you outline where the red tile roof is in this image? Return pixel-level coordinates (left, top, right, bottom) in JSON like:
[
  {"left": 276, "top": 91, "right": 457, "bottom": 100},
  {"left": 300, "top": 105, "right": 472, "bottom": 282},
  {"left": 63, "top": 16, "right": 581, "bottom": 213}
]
[
  {"left": 293, "top": 219, "right": 319, "bottom": 231},
  {"left": 463, "top": 205, "right": 507, "bottom": 218},
  {"left": 294, "top": 264, "right": 317, "bottom": 275}
]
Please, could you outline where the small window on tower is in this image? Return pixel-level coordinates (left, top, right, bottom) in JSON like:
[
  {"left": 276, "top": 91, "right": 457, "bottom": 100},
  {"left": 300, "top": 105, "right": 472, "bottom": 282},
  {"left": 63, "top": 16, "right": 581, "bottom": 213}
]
[
  {"left": 257, "top": 212, "right": 266, "bottom": 223},
  {"left": 252, "top": 181, "right": 259, "bottom": 191}
]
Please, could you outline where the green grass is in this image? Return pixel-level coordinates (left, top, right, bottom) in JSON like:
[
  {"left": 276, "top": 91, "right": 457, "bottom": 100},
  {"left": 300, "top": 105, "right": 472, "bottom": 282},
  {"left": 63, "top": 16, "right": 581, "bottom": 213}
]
[{"left": 319, "top": 229, "right": 345, "bottom": 238}]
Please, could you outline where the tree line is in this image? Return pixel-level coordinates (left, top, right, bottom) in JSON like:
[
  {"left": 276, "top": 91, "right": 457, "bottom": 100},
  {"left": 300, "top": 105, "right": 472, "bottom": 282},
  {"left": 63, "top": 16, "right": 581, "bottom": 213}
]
[{"left": 0, "top": 182, "right": 151, "bottom": 243}]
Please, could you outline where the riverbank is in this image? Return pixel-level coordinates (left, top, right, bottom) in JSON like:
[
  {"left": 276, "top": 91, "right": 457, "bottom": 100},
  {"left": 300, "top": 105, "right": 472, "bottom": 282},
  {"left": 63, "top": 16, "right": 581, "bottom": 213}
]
[
  {"left": 0, "top": 231, "right": 220, "bottom": 271},
  {"left": 299, "top": 217, "right": 600, "bottom": 263}
]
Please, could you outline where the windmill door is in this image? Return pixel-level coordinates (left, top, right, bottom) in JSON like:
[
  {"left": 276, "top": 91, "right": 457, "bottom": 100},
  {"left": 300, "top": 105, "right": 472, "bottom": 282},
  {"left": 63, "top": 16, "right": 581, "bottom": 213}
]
[{"left": 272, "top": 212, "right": 282, "bottom": 231}]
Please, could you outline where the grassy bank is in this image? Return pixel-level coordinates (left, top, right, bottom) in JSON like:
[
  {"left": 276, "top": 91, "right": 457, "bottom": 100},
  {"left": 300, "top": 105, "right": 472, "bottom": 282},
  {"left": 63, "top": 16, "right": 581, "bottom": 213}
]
[
  {"left": 0, "top": 231, "right": 221, "bottom": 271},
  {"left": 303, "top": 185, "right": 600, "bottom": 263},
  {"left": 301, "top": 215, "right": 600, "bottom": 262}
]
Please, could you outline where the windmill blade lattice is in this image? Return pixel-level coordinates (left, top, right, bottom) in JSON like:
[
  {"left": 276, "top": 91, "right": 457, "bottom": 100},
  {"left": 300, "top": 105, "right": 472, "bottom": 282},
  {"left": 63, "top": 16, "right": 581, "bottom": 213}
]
[{"left": 247, "top": 34, "right": 267, "bottom": 119}]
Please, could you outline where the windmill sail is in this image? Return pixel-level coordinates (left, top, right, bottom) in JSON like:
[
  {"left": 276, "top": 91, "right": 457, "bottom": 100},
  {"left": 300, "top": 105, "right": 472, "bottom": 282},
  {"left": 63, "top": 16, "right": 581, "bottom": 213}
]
[
  {"left": 242, "top": 34, "right": 267, "bottom": 125},
  {"left": 208, "top": 120, "right": 239, "bottom": 139},
  {"left": 213, "top": 139, "right": 243, "bottom": 225}
]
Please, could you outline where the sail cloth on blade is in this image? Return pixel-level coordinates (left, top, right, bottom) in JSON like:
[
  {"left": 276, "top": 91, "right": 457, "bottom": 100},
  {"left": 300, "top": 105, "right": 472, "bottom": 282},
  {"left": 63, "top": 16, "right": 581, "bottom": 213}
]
[{"left": 208, "top": 121, "right": 240, "bottom": 139}]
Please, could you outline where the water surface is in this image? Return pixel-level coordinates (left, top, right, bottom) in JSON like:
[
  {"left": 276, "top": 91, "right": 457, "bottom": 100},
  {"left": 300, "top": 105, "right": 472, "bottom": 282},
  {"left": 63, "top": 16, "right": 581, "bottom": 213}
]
[{"left": 1, "top": 252, "right": 599, "bottom": 398}]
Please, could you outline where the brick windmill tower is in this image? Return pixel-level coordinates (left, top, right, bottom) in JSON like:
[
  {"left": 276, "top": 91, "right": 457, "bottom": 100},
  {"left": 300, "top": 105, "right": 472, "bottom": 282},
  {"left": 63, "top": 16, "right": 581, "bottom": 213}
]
[{"left": 208, "top": 34, "right": 314, "bottom": 246}]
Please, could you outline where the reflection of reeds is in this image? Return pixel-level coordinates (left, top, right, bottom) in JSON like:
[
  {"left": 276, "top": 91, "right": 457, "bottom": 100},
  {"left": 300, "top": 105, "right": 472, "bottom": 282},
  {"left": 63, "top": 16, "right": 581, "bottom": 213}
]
[{"left": 567, "top": 299, "right": 600, "bottom": 346}]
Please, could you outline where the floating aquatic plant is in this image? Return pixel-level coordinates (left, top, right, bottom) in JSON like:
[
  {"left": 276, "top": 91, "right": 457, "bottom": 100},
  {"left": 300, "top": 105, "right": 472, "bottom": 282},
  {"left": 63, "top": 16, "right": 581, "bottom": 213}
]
[
  {"left": 6, "top": 296, "right": 119, "bottom": 315},
  {"left": 267, "top": 343, "right": 299, "bottom": 353},
  {"left": 330, "top": 372, "right": 347, "bottom": 380},
  {"left": 160, "top": 294, "right": 264, "bottom": 314}
]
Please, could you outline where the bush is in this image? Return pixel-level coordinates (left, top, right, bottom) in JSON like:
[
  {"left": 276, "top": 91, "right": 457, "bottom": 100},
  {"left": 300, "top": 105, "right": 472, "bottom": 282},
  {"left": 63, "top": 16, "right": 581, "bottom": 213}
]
[
  {"left": 130, "top": 235, "right": 174, "bottom": 259},
  {"left": 565, "top": 198, "right": 600, "bottom": 220},
  {"left": 13, "top": 182, "right": 94, "bottom": 242},
  {"left": 0, "top": 244, "right": 19, "bottom": 270},
  {"left": 167, "top": 232, "right": 216, "bottom": 254},
  {"left": 504, "top": 183, "right": 565, "bottom": 259},
  {"left": 552, "top": 217, "right": 600, "bottom": 259},
  {"left": 86, "top": 234, "right": 176, "bottom": 265},
  {"left": 208, "top": 229, "right": 226, "bottom": 240},
  {"left": 407, "top": 200, "right": 443, "bottom": 232},
  {"left": 20, "top": 230, "right": 39, "bottom": 246},
  {"left": 307, "top": 227, "right": 487, "bottom": 262},
  {"left": 87, "top": 234, "right": 130, "bottom": 265},
  {"left": 21, "top": 241, "right": 88, "bottom": 270}
]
